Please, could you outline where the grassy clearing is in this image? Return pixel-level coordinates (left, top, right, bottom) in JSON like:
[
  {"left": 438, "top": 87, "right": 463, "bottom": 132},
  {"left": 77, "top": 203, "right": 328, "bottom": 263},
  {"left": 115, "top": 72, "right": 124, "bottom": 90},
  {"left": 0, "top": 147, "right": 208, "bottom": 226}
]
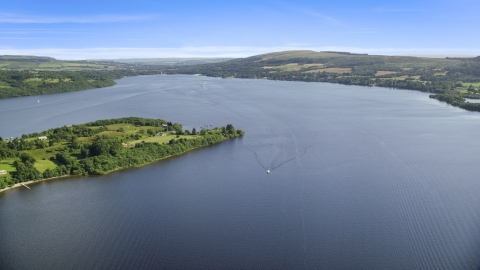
[
  {"left": 375, "top": 71, "right": 398, "bottom": 76},
  {"left": 75, "top": 123, "right": 172, "bottom": 145},
  {"left": 44, "top": 78, "right": 60, "bottom": 83},
  {"left": 306, "top": 67, "right": 352, "bottom": 74},
  {"left": 38, "top": 62, "right": 64, "bottom": 69},
  {"left": 2, "top": 141, "right": 74, "bottom": 174},
  {"left": 303, "top": 64, "right": 324, "bottom": 67},
  {"left": 390, "top": 75, "right": 421, "bottom": 81},
  {"left": 26, "top": 77, "right": 71, "bottom": 85},
  {"left": 462, "top": 82, "right": 480, "bottom": 87},
  {"left": 0, "top": 81, "right": 11, "bottom": 88},
  {"left": 0, "top": 160, "right": 15, "bottom": 171},
  {"left": 107, "top": 123, "right": 133, "bottom": 131},
  {"left": 25, "top": 78, "right": 42, "bottom": 83},
  {"left": 34, "top": 159, "right": 57, "bottom": 172},
  {"left": 303, "top": 69, "right": 319, "bottom": 73},
  {"left": 0, "top": 60, "right": 108, "bottom": 71},
  {"left": 323, "top": 67, "right": 352, "bottom": 73},
  {"left": 270, "top": 63, "right": 304, "bottom": 71},
  {"left": 1, "top": 156, "right": 58, "bottom": 173},
  {"left": 130, "top": 134, "right": 198, "bottom": 145}
]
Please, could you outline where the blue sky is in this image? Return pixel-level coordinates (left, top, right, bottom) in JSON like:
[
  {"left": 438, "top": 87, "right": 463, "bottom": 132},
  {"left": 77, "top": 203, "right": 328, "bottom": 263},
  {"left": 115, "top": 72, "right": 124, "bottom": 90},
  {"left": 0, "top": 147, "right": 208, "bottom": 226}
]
[{"left": 1, "top": 0, "right": 479, "bottom": 59}]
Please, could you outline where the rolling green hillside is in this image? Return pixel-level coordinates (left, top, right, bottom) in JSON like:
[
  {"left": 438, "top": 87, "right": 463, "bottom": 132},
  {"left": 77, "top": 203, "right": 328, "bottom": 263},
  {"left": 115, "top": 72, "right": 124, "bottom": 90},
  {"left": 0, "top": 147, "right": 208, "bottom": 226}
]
[{"left": 0, "top": 56, "right": 161, "bottom": 98}]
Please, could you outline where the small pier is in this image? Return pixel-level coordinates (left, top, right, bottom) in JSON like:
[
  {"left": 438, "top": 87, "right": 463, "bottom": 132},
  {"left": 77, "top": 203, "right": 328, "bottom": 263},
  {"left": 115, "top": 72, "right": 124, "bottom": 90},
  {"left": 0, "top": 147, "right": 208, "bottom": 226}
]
[{"left": 21, "top": 183, "right": 30, "bottom": 189}]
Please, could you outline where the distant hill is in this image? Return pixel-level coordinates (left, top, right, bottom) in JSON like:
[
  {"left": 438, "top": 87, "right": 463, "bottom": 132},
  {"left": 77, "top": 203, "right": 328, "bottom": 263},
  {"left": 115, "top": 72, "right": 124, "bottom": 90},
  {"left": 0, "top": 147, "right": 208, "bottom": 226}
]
[
  {"left": 405, "top": 54, "right": 478, "bottom": 58},
  {"left": 166, "top": 50, "right": 471, "bottom": 78},
  {"left": 0, "top": 55, "right": 56, "bottom": 62},
  {"left": 87, "top": 58, "right": 232, "bottom": 65},
  {"left": 232, "top": 50, "right": 463, "bottom": 67}
]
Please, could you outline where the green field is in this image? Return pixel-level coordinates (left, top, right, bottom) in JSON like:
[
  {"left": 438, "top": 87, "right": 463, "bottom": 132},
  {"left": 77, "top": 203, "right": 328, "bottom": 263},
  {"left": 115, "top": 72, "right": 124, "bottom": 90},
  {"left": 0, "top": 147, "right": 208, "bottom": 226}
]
[
  {"left": 34, "top": 159, "right": 58, "bottom": 172},
  {"left": 0, "top": 143, "right": 66, "bottom": 173},
  {"left": 0, "top": 56, "right": 117, "bottom": 71},
  {"left": 0, "top": 161, "right": 15, "bottom": 171},
  {"left": 130, "top": 134, "right": 200, "bottom": 145},
  {"left": 0, "top": 81, "right": 11, "bottom": 88},
  {"left": 462, "top": 82, "right": 480, "bottom": 87}
]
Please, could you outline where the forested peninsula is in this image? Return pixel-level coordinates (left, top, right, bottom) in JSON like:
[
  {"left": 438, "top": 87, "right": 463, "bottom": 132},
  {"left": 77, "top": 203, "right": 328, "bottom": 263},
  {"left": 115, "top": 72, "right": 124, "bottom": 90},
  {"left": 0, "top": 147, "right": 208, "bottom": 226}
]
[{"left": 0, "top": 117, "right": 244, "bottom": 191}]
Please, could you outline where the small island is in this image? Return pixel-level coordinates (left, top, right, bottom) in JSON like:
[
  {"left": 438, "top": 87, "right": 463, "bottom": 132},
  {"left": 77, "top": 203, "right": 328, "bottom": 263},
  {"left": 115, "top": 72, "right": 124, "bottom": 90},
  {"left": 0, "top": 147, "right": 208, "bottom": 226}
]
[{"left": 0, "top": 117, "right": 244, "bottom": 192}]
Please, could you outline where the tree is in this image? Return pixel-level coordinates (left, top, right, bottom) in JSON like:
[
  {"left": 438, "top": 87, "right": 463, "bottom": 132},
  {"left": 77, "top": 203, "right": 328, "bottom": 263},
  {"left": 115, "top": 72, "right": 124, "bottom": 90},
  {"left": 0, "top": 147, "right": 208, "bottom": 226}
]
[
  {"left": 172, "top": 123, "right": 183, "bottom": 132},
  {"left": 20, "top": 153, "right": 36, "bottom": 164},
  {"left": 192, "top": 127, "right": 197, "bottom": 135}
]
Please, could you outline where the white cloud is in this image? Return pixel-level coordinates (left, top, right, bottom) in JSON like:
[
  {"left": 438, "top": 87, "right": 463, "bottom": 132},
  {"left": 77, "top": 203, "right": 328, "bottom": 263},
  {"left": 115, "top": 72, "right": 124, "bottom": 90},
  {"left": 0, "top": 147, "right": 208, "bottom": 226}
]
[
  {"left": 0, "top": 46, "right": 478, "bottom": 60},
  {"left": 0, "top": 13, "right": 157, "bottom": 24}
]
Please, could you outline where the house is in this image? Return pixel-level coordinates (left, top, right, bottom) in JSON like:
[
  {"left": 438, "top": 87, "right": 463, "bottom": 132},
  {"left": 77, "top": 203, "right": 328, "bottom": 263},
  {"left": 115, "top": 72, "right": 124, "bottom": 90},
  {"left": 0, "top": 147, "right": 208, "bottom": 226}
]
[
  {"left": 0, "top": 170, "right": 7, "bottom": 175},
  {"left": 156, "top": 132, "right": 166, "bottom": 136},
  {"left": 38, "top": 136, "right": 48, "bottom": 140}
]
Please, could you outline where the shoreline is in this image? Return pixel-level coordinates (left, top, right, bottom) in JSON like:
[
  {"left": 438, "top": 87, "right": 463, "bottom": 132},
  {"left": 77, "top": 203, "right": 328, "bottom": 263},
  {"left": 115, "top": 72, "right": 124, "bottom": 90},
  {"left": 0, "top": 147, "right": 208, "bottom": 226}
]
[{"left": 0, "top": 174, "right": 73, "bottom": 194}]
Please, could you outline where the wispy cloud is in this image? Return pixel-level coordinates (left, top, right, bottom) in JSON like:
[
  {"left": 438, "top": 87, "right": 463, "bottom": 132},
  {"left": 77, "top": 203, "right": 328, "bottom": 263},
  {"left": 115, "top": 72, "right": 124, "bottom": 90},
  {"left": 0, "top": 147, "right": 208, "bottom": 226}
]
[
  {"left": 0, "top": 46, "right": 479, "bottom": 60},
  {"left": 375, "top": 7, "right": 423, "bottom": 13},
  {"left": 0, "top": 47, "right": 295, "bottom": 60},
  {"left": 298, "top": 9, "right": 340, "bottom": 25},
  {"left": 0, "top": 13, "right": 158, "bottom": 24},
  {"left": 0, "top": 38, "right": 70, "bottom": 40}
]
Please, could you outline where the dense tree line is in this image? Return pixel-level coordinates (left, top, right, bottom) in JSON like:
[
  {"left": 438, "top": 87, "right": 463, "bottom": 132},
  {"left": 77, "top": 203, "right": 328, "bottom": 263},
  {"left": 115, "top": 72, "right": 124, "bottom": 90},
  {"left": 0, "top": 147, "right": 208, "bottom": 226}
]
[
  {"left": 84, "top": 117, "right": 169, "bottom": 127},
  {"left": 0, "top": 139, "right": 19, "bottom": 159},
  {"left": 429, "top": 92, "right": 480, "bottom": 112}
]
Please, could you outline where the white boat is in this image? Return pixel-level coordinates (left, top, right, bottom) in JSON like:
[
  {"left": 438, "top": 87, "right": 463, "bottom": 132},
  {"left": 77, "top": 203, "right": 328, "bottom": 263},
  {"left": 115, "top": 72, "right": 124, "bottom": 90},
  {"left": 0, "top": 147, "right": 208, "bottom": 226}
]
[{"left": 266, "top": 169, "right": 270, "bottom": 174}]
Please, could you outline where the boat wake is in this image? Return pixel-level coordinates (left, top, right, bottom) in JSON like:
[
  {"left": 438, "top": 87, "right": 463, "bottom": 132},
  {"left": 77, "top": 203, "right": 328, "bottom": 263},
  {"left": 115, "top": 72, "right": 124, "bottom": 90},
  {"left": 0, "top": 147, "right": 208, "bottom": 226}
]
[{"left": 244, "top": 143, "right": 313, "bottom": 174}]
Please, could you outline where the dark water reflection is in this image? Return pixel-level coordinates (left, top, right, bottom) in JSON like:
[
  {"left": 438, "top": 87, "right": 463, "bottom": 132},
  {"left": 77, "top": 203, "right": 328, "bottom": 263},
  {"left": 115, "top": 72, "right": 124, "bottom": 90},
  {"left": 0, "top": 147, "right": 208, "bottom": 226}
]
[{"left": 1, "top": 75, "right": 480, "bottom": 269}]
